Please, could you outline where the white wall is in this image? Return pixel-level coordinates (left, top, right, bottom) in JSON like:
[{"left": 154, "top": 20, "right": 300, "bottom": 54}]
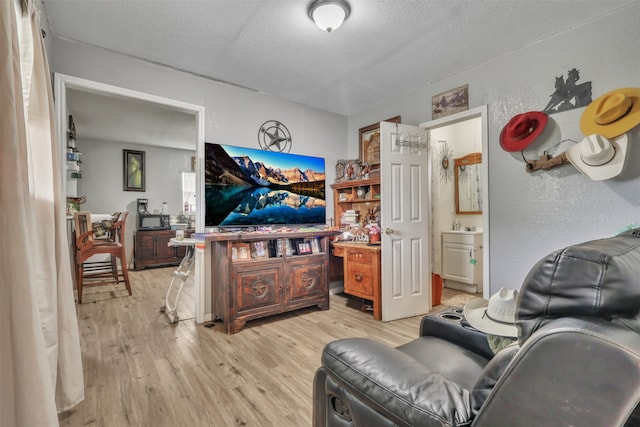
[
  {"left": 350, "top": 3, "right": 640, "bottom": 295},
  {"left": 79, "top": 139, "right": 193, "bottom": 215},
  {"left": 77, "top": 137, "right": 194, "bottom": 265},
  {"left": 50, "top": 38, "right": 348, "bottom": 227}
]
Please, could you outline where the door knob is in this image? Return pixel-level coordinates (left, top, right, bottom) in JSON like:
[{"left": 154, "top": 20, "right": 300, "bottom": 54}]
[{"left": 385, "top": 228, "right": 394, "bottom": 235}]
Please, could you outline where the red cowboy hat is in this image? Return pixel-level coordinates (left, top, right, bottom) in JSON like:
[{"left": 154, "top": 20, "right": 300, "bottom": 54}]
[{"left": 500, "top": 111, "right": 549, "bottom": 152}]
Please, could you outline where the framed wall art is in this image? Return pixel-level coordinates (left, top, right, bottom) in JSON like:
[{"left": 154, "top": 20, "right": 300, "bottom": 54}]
[
  {"left": 359, "top": 116, "right": 401, "bottom": 168},
  {"left": 432, "top": 84, "right": 469, "bottom": 120},
  {"left": 123, "top": 149, "right": 145, "bottom": 192},
  {"left": 335, "top": 159, "right": 362, "bottom": 182}
]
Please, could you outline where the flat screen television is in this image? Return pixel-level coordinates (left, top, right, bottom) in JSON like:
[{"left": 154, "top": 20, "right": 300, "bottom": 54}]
[{"left": 204, "top": 143, "right": 326, "bottom": 228}]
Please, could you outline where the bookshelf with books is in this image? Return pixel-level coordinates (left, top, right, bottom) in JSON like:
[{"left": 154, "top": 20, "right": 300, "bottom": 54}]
[{"left": 331, "top": 178, "right": 381, "bottom": 228}]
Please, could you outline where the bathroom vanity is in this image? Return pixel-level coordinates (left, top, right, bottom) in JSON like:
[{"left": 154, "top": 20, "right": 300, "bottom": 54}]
[{"left": 441, "top": 230, "right": 483, "bottom": 293}]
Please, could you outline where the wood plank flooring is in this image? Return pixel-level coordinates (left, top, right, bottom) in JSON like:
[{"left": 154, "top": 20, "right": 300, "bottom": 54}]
[{"left": 59, "top": 267, "right": 475, "bottom": 427}]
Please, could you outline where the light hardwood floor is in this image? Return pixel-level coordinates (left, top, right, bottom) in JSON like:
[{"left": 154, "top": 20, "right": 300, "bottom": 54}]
[{"left": 59, "top": 267, "right": 475, "bottom": 426}]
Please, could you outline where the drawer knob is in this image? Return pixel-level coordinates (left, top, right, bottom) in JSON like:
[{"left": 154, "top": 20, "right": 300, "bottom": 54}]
[{"left": 354, "top": 273, "right": 363, "bottom": 281}]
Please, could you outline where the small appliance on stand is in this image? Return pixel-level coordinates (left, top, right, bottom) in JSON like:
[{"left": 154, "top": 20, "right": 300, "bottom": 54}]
[{"left": 137, "top": 198, "right": 149, "bottom": 215}]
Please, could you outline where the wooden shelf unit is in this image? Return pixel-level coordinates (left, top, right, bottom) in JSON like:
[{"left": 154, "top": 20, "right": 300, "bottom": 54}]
[
  {"left": 331, "top": 178, "right": 381, "bottom": 228},
  {"left": 330, "top": 178, "right": 383, "bottom": 320},
  {"left": 207, "top": 229, "right": 339, "bottom": 334}
]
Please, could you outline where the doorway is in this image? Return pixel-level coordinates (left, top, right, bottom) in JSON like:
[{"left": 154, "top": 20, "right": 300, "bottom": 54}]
[
  {"left": 54, "top": 74, "right": 207, "bottom": 322},
  {"left": 420, "top": 105, "right": 489, "bottom": 298}
]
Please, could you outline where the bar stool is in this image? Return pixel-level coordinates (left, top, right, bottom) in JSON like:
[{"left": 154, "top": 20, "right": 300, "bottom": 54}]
[{"left": 73, "top": 211, "right": 132, "bottom": 303}]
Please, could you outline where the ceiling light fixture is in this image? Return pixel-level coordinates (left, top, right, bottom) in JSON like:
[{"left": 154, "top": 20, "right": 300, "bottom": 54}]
[{"left": 308, "top": 0, "right": 350, "bottom": 33}]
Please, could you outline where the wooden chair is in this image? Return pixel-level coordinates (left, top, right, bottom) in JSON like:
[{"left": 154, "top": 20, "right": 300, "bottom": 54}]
[{"left": 73, "top": 211, "right": 132, "bottom": 303}]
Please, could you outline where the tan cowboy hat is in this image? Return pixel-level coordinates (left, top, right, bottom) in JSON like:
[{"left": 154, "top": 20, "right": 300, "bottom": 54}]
[
  {"left": 580, "top": 87, "right": 640, "bottom": 138},
  {"left": 566, "top": 133, "right": 629, "bottom": 181},
  {"left": 463, "top": 288, "right": 518, "bottom": 338}
]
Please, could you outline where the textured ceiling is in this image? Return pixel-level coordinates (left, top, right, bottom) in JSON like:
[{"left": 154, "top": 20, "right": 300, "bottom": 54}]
[{"left": 43, "top": 0, "right": 634, "bottom": 117}]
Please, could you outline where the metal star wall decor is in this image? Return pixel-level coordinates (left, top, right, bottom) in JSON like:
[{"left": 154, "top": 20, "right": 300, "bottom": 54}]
[
  {"left": 258, "top": 120, "right": 292, "bottom": 153},
  {"left": 438, "top": 140, "right": 454, "bottom": 183}
]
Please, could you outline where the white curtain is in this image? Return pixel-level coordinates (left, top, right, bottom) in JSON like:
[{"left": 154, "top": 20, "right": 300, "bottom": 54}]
[{"left": 1, "top": 1, "right": 84, "bottom": 425}]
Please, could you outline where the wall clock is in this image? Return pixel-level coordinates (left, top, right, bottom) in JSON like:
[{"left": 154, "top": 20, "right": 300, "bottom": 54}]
[{"left": 258, "top": 120, "right": 292, "bottom": 153}]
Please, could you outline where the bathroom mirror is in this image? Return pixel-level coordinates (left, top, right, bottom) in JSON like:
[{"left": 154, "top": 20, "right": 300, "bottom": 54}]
[{"left": 454, "top": 152, "right": 482, "bottom": 215}]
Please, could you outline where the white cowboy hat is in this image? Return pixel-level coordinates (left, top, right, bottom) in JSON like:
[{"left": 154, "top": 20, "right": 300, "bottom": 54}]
[
  {"left": 566, "top": 133, "right": 629, "bottom": 181},
  {"left": 463, "top": 288, "right": 518, "bottom": 338}
]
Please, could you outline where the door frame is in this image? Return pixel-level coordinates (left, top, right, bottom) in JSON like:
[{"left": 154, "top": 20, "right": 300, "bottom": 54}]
[
  {"left": 54, "top": 73, "right": 207, "bottom": 322},
  {"left": 420, "top": 105, "right": 489, "bottom": 298}
]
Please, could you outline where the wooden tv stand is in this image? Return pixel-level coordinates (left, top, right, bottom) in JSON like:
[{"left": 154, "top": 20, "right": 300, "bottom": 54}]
[{"left": 206, "top": 229, "right": 339, "bottom": 334}]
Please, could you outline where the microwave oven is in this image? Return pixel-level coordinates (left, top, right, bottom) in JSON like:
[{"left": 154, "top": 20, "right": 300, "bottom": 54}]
[{"left": 138, "top": 214, "right": 170, "bottom": 230}]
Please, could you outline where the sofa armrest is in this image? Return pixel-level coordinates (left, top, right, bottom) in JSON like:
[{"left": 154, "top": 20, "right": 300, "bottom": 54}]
[
  {"left": 420, "top": 314, "right": 494, "bottom": 359},
  {"left": 322, "top": 338, "right": 473, "bottom": 427}
]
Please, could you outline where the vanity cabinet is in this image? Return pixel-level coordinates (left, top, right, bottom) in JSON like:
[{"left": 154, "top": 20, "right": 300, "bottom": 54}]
[
  {"left": 332, "top": 242, "right": 382, "bottom": 320},
  {"left": 441, "top": 231, "right": 483, "bottom": 293},
  {"left": 207, "top": 230, "right": 338, "bottom": 334},
  {"left": 134, "top": 229, "right": 186, "bottom": 269}
]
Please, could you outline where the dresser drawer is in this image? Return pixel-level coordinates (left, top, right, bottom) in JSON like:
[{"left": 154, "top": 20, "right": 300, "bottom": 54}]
[
  {"left": 441, "top": 232, "right": 481, "bottom": 245},
  {"left": 345, "top": 262, "right": 374, "bottom": 297},
  {"left": 347, "top": 249, "right": 375, "bottom": 264},
  {"left": 332, "top": 245, "right": 345, "bottom": 257}
]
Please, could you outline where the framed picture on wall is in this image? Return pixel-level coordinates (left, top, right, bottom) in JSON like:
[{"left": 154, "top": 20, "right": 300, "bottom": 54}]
[
  {"left": 123, "top": 149, "right": 146, "bottom": 192},
  {"left": 359, "top": 116, "right": 401, "bottom": 168},
  {"left": 432, "top": 84, "right": 469, "bottom": 120}
]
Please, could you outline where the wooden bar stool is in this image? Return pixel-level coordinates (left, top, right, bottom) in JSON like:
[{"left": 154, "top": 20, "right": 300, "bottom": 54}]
[{"left": 73, "top": 211, "right": 132, "bottom": 303}]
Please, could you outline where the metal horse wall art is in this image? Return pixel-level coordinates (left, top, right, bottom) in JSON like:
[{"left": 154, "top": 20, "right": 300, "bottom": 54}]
[{"left": 543, "top": 68, "right": 592, "bottom": 114}]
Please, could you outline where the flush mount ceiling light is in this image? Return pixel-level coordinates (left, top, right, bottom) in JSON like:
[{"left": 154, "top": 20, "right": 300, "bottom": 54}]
[{"left": 308, "top": 0, "right": 350, "bottom": 33}]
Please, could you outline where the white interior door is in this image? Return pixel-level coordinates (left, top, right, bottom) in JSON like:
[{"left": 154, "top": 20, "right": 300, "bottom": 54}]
[{"left": 380, "top": 122, "right": 431, "bottom": 321}]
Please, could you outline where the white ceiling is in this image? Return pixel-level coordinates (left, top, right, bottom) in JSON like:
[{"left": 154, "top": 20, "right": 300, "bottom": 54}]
[{"left": 43, "top": 0, "right": 635, "bottom": 146}]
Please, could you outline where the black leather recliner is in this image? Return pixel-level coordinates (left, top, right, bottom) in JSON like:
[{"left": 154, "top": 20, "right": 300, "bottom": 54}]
[{"left": 313, "top": 230, "right": 640, "bottom": 426}]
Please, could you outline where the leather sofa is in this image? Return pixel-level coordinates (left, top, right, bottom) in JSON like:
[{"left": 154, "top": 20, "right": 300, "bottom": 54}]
[{"left": 313, "top": 229, "right": 640, "bottom": 426}]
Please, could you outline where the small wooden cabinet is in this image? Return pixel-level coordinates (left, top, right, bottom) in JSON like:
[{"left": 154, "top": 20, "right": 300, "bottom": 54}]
[
  {"left": 441, "top": 231, "right": 483, "bottom": 293},
  {"left": 331, "top": 178, "right": 381, "bottom": 228},
  {"left": 207, "top": 230, "right": 338, "bottom": 334},
  {"left": 332, "top": 242, "right": 382, "bottom": 320},
  {"left": 134, "top": 229, "right": 186, "bottom": 269}
]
